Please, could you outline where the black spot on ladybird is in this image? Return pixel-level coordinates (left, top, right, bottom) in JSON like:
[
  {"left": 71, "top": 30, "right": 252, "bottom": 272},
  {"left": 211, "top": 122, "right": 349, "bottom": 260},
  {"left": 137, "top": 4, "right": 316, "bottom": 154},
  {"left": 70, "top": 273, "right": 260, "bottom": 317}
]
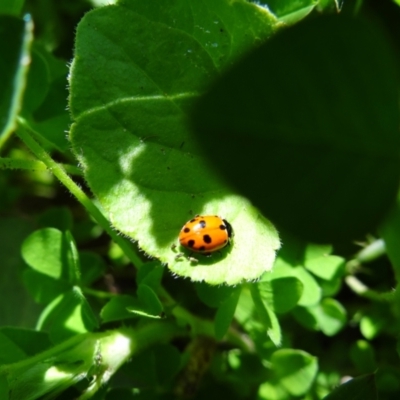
[
  {"left": 203, "top": 234, "right": 212, "bottom": 244},
  {"left": 199, "top": 220, "right": 206, "bottom": 228},
  {"left": 190, "top": 218, "right": 196, "bottom": 223},
  {"left": 198, "top": 246, "right": 206, "bottom": 252},
  {"left": 188, "top": 240, "right": 195, "bottom": 248},
  {"left": 219, "top": 224, "right": 226, "bottom": 230},
  {"left": 183, "top": 227, "right": 190, "bottom": 233}
]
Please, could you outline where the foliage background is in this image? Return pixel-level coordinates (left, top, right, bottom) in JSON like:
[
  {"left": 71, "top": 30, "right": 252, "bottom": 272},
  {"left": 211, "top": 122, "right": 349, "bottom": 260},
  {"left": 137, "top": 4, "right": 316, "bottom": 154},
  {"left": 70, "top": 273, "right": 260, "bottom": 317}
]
[{"left": 1, "top": 0, "right": 400, "bottom": 399}]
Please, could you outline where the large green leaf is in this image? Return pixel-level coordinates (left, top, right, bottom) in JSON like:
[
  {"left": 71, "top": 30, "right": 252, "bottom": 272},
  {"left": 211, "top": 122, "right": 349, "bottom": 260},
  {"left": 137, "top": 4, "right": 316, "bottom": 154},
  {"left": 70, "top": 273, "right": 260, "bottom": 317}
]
[
  {"left": 69, "top": 0, "right": 282, "bottom": 285},
  {"left": 0, "top": 0, "right": 25, "bottom": 16},
  {"left": 191, "top": 14, "right": 400, "bottom": 243},
  {"left": 271, "top": 349, "right": 318, "bottom": 396},
  {"left": 0, "top": 15, "right": 33, "bottom": 149},
  {"left": 323, "top": 374, "right": 377, "bottom": 400}
]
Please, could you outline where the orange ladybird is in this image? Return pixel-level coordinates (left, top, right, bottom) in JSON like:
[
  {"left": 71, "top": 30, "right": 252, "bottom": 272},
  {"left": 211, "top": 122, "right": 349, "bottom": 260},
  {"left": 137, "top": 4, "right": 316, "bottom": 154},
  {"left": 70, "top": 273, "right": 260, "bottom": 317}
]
[{"left": 178, "top": 215, "right": 233, "bottom": 254}]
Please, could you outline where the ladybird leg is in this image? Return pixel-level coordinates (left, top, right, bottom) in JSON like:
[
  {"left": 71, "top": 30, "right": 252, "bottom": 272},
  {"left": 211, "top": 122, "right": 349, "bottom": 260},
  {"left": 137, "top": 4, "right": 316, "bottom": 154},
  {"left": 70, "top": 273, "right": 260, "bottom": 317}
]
[
  {"left": 186, "top": 251, "right": 198, "bottom": 263},
  {"left": 175, "top": 252, "right": 185, "bottom": 260},
  {"left": 204, "top": 252, "right": 212, "bottom": 258},
  {"left": 171, "top": 243, "right": 177, "bottom": 252}
]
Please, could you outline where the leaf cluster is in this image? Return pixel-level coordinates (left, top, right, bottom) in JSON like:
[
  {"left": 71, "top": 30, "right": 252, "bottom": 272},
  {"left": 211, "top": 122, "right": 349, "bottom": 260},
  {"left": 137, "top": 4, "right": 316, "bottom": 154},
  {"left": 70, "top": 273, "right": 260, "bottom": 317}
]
[{"left": 1, "top": 1, "right": 400, "bottom": 400}]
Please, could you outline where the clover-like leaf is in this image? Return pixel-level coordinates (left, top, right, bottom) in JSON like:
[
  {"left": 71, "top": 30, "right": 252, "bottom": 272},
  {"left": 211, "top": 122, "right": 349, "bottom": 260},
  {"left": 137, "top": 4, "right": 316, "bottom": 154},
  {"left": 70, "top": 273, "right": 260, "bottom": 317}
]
[
  {"left": 323, "top": 374, "right": 377, "bottom": 400},
  {"left": 271, "top": 349, "right": 318, "bottom": 396},
  {"left": 69, "top": 0, "right": 281, "bottom": 285},
  {"left": 214, "top": 286, "right": 241, "bottom": 339}
]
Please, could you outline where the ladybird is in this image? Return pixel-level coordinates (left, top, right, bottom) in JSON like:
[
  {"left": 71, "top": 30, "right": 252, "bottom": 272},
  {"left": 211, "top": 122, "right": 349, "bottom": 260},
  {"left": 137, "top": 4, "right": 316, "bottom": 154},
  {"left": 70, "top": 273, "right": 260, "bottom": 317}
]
[{"left": 177, "top": 215, "right": 233, "bottom": 258}]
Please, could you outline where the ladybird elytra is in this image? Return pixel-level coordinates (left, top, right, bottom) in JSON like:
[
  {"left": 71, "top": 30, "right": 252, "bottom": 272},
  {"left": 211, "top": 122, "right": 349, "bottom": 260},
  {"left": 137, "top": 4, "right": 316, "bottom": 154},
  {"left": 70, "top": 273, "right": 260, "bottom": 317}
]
[{"left": 178, "top": 215, "right": 233, "bottom": 254}]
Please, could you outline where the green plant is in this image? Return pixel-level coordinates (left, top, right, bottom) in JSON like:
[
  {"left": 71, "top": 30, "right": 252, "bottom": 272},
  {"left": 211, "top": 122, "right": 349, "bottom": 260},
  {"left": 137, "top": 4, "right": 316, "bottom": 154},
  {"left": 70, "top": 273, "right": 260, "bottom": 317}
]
[{"left": 1, "top": 0, "right": 400, "bottom": 399}]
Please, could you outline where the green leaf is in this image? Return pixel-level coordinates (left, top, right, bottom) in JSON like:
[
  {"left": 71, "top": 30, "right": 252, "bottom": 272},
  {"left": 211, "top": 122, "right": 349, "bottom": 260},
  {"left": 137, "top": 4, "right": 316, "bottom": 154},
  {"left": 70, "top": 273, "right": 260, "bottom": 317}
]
[
  {"left": 137, "top": 284, "right": 163, "bottom": 316},
  {"left": 250, "top": 284, "right": 282, "bottom": 346},
  {"left": 304, "top": 243, "right": 332, "bottom": 261},
  {"left": 69, "top": 0, "right": 280, "bottom": 285},
  {"left": 258, "top": 380, "right": 288, "bottom": 400},
  {"left": 0, "top": 331, "right": 27, "bottom": 364},
  {"left": 0, "top": 328, "right": 51, "bottom": 357},
  {"left": 0, "top": 328, "right": 51, "bottom": 364},
  {"left": 153, "top": 344, "right": 182, "bottom": 385},
  {"left": 257, "top": 277, "right": 303, "bottom": 313},
  {"left": 65, "top": 230, "right": 81, "bottom": 285},
  {"left": 137, "top": 261, "right": 164, "bottom": 291},
  {"left": 350, "top": 340, "right": 377, "bottom": 374},
  {"left": 304, "top": 255, "right": 345, "bottom": 281},
  {"left": 195, "top": 281, "right": 237, "bottom": 308},
  {"left": 292, "top": 306, "right": 319, "bottom": 331},
  {"left": 101, "top": 295, "right": 140, "bottom": 323},
  {"left": 79, "top": 251, "right": 106, "bottom": 286},
  {"left": 0, "top": 15, "right": 33, "bottom": 149},
  {"left": 23, "top": 268, "right": 71, "bottom": 304},
  {"left": 301, "top": 298, "right": 347, "bottom": 336},
  {"left": 214, "top": 286, "right": 241, "bottom": 339},
  {"left": 37, "top": 286, "right": 99, "bottom": 343},
  {"left": 271, "top": 349, "right": 318, "bottom": 396},
  {"left": 323, "top": 374, "right": 377, "bottom": 400},
  {"left": 360, "top": 314, "right": 385, "bottom": 340},
  {"left": 191, "top": 14, "right": 400, "bottom": 243},
  {"left": 120, "top": 347, "right": 157, "bottom": 389},
  {"left": 266, "top": 260, "right": 321, "bottom": 306},
  {"left": 21, "top": 228, "right": 77, "bottom": 282},
  {"left": 234, "top": 286, "right": 254, "bottom": 326},
  {"left": 318, "top": 274, "right": 343, "bottom": 298},
  {"left": 0, "top": 216, "right": 42, "bottom": 328}
]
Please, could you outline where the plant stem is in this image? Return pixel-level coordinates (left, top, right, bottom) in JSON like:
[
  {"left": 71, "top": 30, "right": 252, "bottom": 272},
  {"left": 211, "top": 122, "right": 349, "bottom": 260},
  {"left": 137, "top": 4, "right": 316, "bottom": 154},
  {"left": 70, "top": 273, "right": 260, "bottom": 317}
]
[
  {"left": 356, "top": 239, "right": 386, "bottom": 264},
  {"left": 345, "top": 276, "right": 393, "bottom": 302},
  {"left": 16, "top": 117, "right": 143, "bottom": 269},
  {"left": 82, "top": 287, "right": 118, "bottom": 299}
]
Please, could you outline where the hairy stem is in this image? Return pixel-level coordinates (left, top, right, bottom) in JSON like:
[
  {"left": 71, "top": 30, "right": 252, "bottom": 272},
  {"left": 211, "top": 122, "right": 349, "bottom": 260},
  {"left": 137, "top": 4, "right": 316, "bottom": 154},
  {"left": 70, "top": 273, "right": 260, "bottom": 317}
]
[{"left": 16, "top": 117, "right": 143, "bottom": 268}]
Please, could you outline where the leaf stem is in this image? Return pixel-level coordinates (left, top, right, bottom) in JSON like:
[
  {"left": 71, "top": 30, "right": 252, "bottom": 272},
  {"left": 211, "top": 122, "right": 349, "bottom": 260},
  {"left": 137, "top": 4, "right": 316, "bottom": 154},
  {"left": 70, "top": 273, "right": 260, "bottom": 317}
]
[
  {"left": 356, "top": 239, "right": 386, "bottom": 264},
  {"left": 16, "top": 117, "right": 143, "bottom": 268},
  {"left": 345, "top": 276, "right": 393, "bottom": 302},
  {"left": 82, "top": 287, "right": 118, "bottom": 299},
  {"left": 0, "top": 156, "right": 83, "bottom": 175}
]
